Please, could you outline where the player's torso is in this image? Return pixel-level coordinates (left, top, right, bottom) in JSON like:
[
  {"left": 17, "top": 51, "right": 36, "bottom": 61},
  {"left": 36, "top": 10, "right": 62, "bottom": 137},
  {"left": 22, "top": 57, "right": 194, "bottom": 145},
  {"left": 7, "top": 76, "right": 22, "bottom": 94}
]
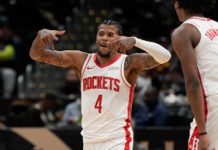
[
  {"left": 184, "top": 17, "right": 218, "bottom": 96},
  {"left": 80, "top": 53, "right": 134, "bottom": 142}
]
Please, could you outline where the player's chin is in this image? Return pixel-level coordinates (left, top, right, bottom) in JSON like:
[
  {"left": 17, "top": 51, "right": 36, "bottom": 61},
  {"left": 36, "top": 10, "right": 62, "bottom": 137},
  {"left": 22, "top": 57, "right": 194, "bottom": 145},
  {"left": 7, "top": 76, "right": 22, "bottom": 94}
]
[
  {"left": 99, "top": 47, "right": 110, "bottom": 53},
  {"left": 98, "top": 50, "right": 111, "bottom": 58}
]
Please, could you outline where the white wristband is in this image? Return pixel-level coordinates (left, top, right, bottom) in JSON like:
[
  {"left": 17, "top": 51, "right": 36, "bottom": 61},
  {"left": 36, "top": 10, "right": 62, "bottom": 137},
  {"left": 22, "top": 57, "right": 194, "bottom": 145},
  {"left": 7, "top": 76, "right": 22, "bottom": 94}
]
[{"left": 134, "top": 37, "right": 171, "bottom": 64}]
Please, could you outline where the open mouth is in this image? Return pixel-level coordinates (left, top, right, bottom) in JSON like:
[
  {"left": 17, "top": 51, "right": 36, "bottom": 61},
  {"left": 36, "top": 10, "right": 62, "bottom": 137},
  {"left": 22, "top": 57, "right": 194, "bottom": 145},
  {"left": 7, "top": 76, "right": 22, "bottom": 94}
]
[{"left": 100, "top": 43, "right": 108, "bottom": 48}]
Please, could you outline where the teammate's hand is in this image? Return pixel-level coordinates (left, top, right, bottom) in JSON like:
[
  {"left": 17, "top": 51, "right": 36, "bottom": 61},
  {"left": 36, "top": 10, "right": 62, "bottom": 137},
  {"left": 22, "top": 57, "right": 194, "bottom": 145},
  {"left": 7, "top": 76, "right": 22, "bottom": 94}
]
[
  {"left": 109, "top": 36, "right": 135, "bottom": 54},
  {"left": 198, "top": 134, "right": 215, "bottom": 150},
  {"left": 37, "top": 29, "right": 65, "bottom": 50}
]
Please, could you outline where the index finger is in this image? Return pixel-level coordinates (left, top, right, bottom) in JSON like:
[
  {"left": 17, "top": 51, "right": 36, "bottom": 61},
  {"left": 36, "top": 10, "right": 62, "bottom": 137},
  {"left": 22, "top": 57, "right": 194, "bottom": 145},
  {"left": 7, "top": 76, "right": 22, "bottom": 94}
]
[{"left": 51, "top": 30, "right": 66, "bottom": 35}]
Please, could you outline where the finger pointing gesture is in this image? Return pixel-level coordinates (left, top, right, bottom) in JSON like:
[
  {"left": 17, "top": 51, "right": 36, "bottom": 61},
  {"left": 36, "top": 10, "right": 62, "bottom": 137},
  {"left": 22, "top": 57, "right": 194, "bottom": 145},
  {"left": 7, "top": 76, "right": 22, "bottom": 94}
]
[{"left": 38, "top": 29, "right": 65, "bottom": 50}]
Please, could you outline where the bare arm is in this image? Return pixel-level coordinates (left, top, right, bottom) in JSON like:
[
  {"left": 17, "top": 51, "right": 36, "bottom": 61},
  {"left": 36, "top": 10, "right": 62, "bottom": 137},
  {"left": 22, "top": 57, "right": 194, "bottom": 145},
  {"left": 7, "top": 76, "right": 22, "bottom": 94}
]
[
  {"left": 109, "top": 36, "right": 171, "bottom": 70},
  {"left": 109, "top": 36, "right": 171, "bottom": 65},
  {"left": 29, "top": 29, "right": 88, "bottom": 70},
  {"left": 171, "top": 24, "right": 206, "bottom": 133},
  {"left": 117, "top": 37, "right": 170, "bottom": 84},
  {"left": 126, "top": 53, "right": 160, "bottom": 72},
  {"left": 108, "top": 35, "right": 171, "bottom": 85},
  {"left": 124, "top": 53, "right": 159, "bottom": 84}
]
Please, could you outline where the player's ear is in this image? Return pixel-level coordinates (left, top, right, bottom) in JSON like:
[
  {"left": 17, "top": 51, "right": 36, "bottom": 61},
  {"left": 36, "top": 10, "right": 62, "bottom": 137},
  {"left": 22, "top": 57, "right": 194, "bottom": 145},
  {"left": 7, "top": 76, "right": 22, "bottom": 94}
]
[{"left": 174, "top": 1, "right": 179, "bottom": 9}]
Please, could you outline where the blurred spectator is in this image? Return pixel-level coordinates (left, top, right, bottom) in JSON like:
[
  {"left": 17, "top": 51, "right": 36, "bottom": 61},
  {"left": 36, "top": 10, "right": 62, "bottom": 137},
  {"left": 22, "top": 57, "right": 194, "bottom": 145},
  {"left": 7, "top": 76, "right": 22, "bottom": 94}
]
[
  {"left": 135, "top": 71, "right": 152, "bottom": 105},
  {"left": 0, "top": 16, "right": 16, "bottom": 99},
  {"left": 6, "top": 98, "right": 33, "bottom": 126},
  {"left": 132, "top": 86, "right": 168, "bottom": 127},
  {"left": 0, "top": 73, "right": 3, "bottom": 97},
  {"left": 58, "top": 68, "right": 81, "bottom": 127},
  {"left": 0, "top": 16, "right": 14, "bottom": 60},
  {"left": 59, "top": 68, "right": 81, "bottom": 100},
  {"left": 24, "top": 92, "right": 60, "bottom": 127},
  {"left": 0, "top": 68, "right": 16, "bottom": 99},
  {"left": 58, "top": 98, "right": 81, "bottom": 127}
]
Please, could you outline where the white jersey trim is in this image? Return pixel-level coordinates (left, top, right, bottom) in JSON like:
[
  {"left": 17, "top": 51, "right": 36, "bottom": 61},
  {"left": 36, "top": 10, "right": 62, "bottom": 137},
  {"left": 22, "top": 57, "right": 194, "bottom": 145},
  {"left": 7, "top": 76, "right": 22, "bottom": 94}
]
[
  {"left": 81, "top": 54, "right": 92, "bottom": 80},
  {"left": 120, "top": 56, "right": 131, "bottom": 87},
  {"left": 183, "top": 20, "right": 203, "bottom": 50}
]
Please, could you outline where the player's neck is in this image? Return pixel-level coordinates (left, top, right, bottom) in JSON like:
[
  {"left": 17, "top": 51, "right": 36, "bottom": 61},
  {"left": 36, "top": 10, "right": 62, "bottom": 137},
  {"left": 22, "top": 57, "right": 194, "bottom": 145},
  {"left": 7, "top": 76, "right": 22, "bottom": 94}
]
[
  {"left": 184, "top": 12, "right": 204, "bottom": 21},
  {"left": 96, "top": 53, "right": 120, "bottom": 66}
]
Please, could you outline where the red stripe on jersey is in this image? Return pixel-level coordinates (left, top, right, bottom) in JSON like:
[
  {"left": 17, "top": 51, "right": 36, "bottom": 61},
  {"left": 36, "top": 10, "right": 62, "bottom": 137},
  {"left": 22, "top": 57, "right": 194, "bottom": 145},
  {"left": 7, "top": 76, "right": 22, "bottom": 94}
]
[
  {"left": 191, "top": 16, "right": 211, "bottom": 21},
  {"left": 197, "top": 68, "right": 208, "bottom": 120},
  {"left": 188, "top": 127, "right": 199, "bottom": 150},
  {"left": 188, "top": 68, "right": 208, "bottom": 150},
  {"left": 124, "top": 85, "right": 134, "bottom": 150},
  {"left": 94, "top": 53, "right": 121, "bottom": 68}
]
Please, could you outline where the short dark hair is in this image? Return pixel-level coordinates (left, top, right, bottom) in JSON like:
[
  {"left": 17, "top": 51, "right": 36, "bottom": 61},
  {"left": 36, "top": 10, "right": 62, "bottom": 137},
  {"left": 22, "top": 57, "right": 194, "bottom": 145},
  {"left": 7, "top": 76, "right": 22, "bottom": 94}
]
[
  {"left": 98, "top": 20, "right": 123, "bottom": 35},
  {"left": 173, "top": 0, "right": 216, "bottom": 13}
]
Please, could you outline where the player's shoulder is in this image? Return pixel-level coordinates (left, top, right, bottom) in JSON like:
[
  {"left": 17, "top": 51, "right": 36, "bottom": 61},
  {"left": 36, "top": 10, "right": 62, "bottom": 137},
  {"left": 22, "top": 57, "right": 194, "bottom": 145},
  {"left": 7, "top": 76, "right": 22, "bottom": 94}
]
[
  {"left": 63, "top": 50, "right": 90, "bottom": 69},
  {"left": 172, "top": 24, "right": 194, "bottom": 37},
  {"left": 171, "top": 25, "right": 191, "bottom": 51},
  {"left": 171, "top": 23, "right": 198, "bottom": 44}
]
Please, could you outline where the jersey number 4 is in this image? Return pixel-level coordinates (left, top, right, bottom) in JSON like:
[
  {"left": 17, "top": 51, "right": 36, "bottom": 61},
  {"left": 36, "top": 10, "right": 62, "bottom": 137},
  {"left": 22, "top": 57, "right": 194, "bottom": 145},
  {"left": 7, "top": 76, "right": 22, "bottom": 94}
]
[{"left": 95, "top": 95, "right": 102, "bottom": 113}]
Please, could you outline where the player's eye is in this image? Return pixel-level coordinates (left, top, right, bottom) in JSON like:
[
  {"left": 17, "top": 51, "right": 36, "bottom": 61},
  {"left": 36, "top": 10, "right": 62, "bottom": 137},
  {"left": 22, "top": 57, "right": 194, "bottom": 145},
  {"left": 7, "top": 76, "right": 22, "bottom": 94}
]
[
  {"left": 108, "top": 33, "right": 114, "bottom": 37},
  {"left": 98, "top": 32, "right": 104, "bottom": 36}
]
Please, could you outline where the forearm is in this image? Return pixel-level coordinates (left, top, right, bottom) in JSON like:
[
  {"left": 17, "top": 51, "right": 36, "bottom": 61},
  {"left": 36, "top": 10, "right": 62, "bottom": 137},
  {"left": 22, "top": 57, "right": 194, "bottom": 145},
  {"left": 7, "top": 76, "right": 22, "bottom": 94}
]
[
  {"left": 186, "top": 80, "right": 206, "bottom": 133},
  {"left": 29, "top": 36, "right": 69, "bottom": 67},
  {"left": 29, "top": 36, "right": 49, "bottom": 61},
  {"left": 134, "top": 37, "right": 171, "bottom": 64}
]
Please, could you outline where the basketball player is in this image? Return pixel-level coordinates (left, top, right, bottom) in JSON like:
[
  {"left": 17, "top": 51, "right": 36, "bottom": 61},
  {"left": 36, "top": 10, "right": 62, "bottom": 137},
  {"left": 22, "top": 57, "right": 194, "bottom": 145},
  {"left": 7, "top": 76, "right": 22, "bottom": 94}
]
[
  {"left": 30, "top": 20, "right": 171, "bottom": 150},
  {"left": 171, "top": 0, "right": 217, "bottom": 150}
]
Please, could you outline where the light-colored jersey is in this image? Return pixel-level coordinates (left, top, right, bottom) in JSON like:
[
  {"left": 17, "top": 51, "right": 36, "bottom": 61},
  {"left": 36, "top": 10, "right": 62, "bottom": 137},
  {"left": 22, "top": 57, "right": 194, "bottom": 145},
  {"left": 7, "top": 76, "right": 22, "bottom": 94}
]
[
  {"left": 184, "top": 17, "right": 218, "bottom": 97},
  {"left": 80, "top": 53, "right": 134, "bottom": 145},
  {"left": 185, "top": 17, "right": 218, "bottom": 149}
]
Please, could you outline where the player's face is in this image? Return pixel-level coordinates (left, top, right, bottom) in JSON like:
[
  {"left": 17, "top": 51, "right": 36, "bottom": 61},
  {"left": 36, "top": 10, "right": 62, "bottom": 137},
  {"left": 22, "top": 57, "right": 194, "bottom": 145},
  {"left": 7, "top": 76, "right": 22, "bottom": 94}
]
[{"left": 96, "top": 24, "right": 120, "bottom": 58}]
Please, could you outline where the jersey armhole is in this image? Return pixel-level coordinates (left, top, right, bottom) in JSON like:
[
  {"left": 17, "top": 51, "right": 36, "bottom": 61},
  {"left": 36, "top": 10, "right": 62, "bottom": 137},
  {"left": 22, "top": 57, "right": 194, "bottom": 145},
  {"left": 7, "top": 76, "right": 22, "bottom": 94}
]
[
  {"left": 81, "top": 54, "right": 92, "bottom": 80},
  {"left": 184, "top": 21, "right": 204, "bottom": 50},
  {"left": 121, "top": 56, "right": 131, "bottom": 87}
]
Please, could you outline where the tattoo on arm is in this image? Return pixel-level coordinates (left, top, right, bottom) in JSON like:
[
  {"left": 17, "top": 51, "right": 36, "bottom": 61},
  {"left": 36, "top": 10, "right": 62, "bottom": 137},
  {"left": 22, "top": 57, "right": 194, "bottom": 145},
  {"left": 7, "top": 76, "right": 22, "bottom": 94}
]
[
  {"left": 30, "top": 37, "right": 70, "bottom": 67},
  {"left": 126, "top": 54, "right": 159, "bottom": 73},
  {"left": 138, "top": 55, "right": 159, "bottom": 69},
  {"left": 124, "top": 56, "right": 133, "bottom": 71},
  {"left": 40, "top": 50, "right": 69, "bottom": 66}
]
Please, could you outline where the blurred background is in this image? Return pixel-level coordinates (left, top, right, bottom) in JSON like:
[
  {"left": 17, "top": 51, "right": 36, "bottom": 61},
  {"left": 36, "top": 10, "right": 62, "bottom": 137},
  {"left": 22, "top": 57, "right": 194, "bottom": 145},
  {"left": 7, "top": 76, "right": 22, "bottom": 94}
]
[{"left": 0, "top": 0, "right": 218, "bottom": 150}]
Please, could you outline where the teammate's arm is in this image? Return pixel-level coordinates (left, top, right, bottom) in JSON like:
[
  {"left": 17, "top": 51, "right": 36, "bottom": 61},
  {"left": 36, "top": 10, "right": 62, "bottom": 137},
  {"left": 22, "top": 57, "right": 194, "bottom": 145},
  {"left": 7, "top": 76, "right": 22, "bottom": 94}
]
[
  {"left": 29, "top": 29, "right": 88, "bottom": 69},
  {"left": 171, "top": 24, "right": 207, "bottom": 137}
]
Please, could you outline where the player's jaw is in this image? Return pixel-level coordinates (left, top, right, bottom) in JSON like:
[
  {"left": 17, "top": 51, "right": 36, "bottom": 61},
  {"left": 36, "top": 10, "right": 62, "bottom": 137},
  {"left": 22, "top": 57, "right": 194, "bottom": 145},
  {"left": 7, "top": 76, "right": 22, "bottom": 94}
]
[
  {"left": 174, "top": 1, "right": 183, "bottom": 22},
  {"left": 97, "top": 50, "right": 111, "bottom": 58},
  {"left": 96, "top": 42, "right": 113, "bottom": 58}
]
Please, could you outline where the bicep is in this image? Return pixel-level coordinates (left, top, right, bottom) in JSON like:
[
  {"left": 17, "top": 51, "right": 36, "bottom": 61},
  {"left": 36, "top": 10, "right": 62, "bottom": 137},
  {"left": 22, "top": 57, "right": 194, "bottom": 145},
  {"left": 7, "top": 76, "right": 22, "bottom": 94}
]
[
  {"left": 172, "top": 29, "right": 203, "bottom": 105},
  {"left": 171, "top": 28, "right": 199, "bottom": 83},
  {"left": 179, "top": 50, "right": 199, "bottom": 84},
  {"left": 126, "top": 53, "right": 160, "bottom": 73}
]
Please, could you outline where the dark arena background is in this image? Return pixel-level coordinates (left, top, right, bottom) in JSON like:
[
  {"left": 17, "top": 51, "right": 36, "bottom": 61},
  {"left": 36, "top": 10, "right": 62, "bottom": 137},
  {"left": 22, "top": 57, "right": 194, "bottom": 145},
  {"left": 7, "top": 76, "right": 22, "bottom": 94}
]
[{"left": 0, "top": 0, "right": 218, "bottom": 150}]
